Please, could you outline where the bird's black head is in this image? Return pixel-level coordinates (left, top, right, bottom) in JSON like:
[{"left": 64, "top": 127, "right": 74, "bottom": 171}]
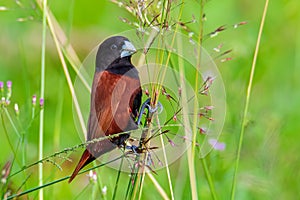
[{"left": 95, "top": 36, "right": 136, "bottom": 72}]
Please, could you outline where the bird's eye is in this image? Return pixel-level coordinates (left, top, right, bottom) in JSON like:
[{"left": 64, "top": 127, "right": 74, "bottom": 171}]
[{"left": 111, "top": 44, "right": 117, "bottom": 50}]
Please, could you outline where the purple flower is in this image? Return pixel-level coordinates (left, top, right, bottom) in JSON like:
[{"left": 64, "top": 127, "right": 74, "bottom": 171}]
[
  {"left": 168, "top": 139, "right": 175, "bottom": 147},
  {"left": 208, "top": 139, "right": 225, "bottom": 151},
  {"left": 6, "top": 81, "right": 12, "bottom": 100},
  {"left": 6, "top": 81, "right": 12, "bottom": 89},
  {"left": 39, "top": 98, "right": 44, "bottom": 107},
  {"left": 0, "top": 81, "right": 3, "bottom": 90}
]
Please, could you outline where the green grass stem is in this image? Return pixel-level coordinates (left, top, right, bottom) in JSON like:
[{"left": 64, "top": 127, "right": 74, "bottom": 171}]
[{"left": 230, "top": 0, "right": 270, "bottom": 199}]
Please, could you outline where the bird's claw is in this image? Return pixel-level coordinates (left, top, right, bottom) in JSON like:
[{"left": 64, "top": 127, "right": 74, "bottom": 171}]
[
  {"left": 136, "top": 98, "right": 163, "bottom": 125},
  {"left": 126, "top": 145, "right": 139, "bottom": 154}
]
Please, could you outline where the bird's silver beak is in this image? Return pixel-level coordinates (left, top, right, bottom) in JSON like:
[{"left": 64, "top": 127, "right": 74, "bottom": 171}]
[{"left": 121, "top": 41, "right": 136, "bottom": 58}]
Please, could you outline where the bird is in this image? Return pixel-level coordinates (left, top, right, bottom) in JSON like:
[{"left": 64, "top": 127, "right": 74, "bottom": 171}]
[{"left": 69, "top": 36, "right": 142, "bottom": 183}]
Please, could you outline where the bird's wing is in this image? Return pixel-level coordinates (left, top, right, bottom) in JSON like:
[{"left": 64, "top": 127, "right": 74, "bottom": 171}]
[{"left": 87, "top": 71, "right": 129, "bottom": 141}]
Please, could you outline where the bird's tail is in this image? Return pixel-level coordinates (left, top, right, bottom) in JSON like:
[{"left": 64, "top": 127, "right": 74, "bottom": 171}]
[{"left": 68, "top": 149, "right": 95, "bottom": 183}]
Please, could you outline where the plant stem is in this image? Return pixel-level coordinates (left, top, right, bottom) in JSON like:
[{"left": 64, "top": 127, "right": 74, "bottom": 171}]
[
  {"left": 230, "top": 0, "right": 269, "bottom": 199},
  {"left": 189, "top": 1, "right": 205, "bottom": 199},
  {"left": 36, "top": 0, "right": 87, "bottom": 135},
  {"left": 6, "top": 155, "right": 124, "bottom": 200},
  {"left": 38, "top": 0, "right": 47, "bottom": 199},
  {"left": 147, "top": 173, "right": 170, "bottom": 200},
  {"left": 112, "top": 156, "right": 124, "bottom": 200},
  {"left": 156, "top": 115, "right": 174, "bottom": 200}
]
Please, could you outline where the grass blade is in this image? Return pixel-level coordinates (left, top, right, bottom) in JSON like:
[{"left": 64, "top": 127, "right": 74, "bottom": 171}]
[
  {"left": 230, "top": 0, "right": 270, "bottom": 199},
  {"left": 38, "top": 0, "right": 47, "bottom": 199}
]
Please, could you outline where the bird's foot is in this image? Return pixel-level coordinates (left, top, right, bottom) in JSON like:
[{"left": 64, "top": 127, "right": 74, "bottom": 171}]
[
  {"left": 126, "top": 144, "right": 139, "bottom": 154},
  {"left": 136, "top": 98, "right": 163, "bottom": 125}
]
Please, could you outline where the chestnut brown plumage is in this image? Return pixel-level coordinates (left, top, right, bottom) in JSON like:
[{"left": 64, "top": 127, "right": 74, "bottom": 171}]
[{"left": 69, "top": 36, "right": 142, "bottom": 183}]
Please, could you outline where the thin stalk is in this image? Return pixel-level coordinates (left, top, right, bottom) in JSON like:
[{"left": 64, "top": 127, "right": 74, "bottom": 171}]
[
  {"left": 188, "top": 0, "right": 204, "bottom": 199},
  {"left": 176, "top": 38, "right": 198, "bottom": 200},
  {"left": 230, "top": 0, "right": 269, "bottom": 199},
  {"left": 175, "top": 11, "right": 190, "bottom": 200},
  {"left": 112, "top": 156, "right": 124, "bottom": 200},
  {"left": 0, "top": 111, "right": 19, "bottom": 162},
  {"left": 137, "top": 165, "right": 146, "bottom": 200},
  {"left": 53, "top": 78, "right": 64, "bottom": 150},
  {"left": 147, "top": 173, "right": 170, "bottom": 200},
  {"left": 156, "top": 115, "right": 174, "bottom": 200},
  {"left": 38, "top": 0, "right": 47, "bottom": 199},
  {"left": 3, "top": 108, "right": 21, "bottom": 138},
  {"left": 9, "top": 131, "right": 128, "bottom": 178},
  {"left": 200, "top": 156, "right": 218, "bottom": 199},
  {"left": 43, "top": 3, "right": 87, "bottom": 135},
  {"left": 6, "top": 155, "right": 124, "bottom": 200},
  {"left": 35, "top": 0, "right": 90, "bottom": 92},
  {"left": 94, "top": 165, "right": 107, "bottom": 200}
]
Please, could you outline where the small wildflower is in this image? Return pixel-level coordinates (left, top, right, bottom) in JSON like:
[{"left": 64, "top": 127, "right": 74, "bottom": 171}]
[
  {"left": 1, "top": 97, "right": 5, "bottom": 105},
  {"left": 6, "top": 81, "right": 12, "bottom": 100},
  {"left": 88, "top": 170, "right": 97, "bottom": 182},
  {"left": 168, "top": 139, "right": 175, "bottom": 147},
  {"left": 6, "top": 81, "right": 12, "bottom": 89},
  {"left": 0, "top": 81, "right": 3, "bottom": 91},
  {"left": 5, "top": 99, "right": 10, "bottom": 106},
  {"left": 199, "top": 127, "right": 207, "bottom": 134},
  {"left": 32, "top": 95, "right": 37, "bottom": 106},
  {"left": 173, "top": 115, "right": 177, "bottom": 121},
  {"left": 182, "top": 135, "right": 188, "bottom": 141},
  {"left": 204, "top": 105, "right": 214, "bottom": 110},
  {"left": 39, "top": 98, "right": 44, "bottom": 108},
  {"left": 208, "top": 139, "right": 225, "bottom": 151},
  {"left": 102, "top": 186, "right": 107, "bottom": 195},
  {"left": 14, "top": 103, "right": 19, "bottom": 116},
  {"left": 0, "top": 6, "right": 8, "bottom": 11},
  {"left": 134, "top": 162, "right": 139, "bottom": 168}
]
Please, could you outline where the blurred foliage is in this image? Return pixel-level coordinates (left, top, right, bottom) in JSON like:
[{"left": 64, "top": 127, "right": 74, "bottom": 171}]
[{"left": 0, "top": 0, "right": 300, "bottom": 199}]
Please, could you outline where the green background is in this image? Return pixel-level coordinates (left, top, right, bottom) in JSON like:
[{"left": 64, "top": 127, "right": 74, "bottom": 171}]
[{"left": 0, "top": 0, "right": 299, "bottom": 199}]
